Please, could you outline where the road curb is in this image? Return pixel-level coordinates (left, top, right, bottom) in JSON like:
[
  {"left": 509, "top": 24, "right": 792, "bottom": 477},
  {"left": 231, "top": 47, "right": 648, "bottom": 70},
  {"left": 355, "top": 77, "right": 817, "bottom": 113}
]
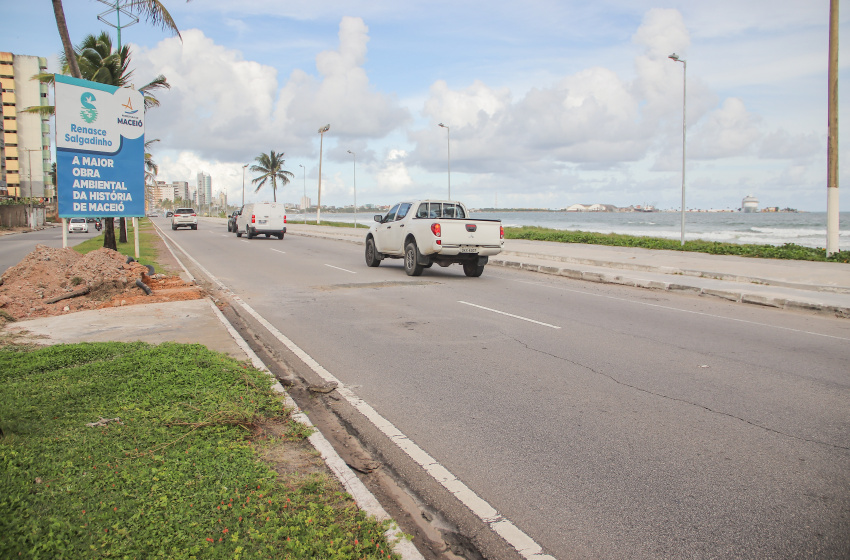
[{"left": 488, "top": 257, "right": 850, "bottom": 318}]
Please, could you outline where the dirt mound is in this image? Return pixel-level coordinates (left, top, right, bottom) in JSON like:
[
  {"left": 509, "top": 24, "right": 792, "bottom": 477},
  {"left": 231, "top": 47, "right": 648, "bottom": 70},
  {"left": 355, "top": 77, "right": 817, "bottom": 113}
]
[{"left": 0, "top": 245, "right": 203, "bottom": 321}]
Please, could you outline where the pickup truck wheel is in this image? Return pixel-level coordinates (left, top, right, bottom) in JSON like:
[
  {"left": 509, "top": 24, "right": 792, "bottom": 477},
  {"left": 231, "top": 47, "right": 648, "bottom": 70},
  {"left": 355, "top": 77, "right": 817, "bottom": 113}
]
[
  {"left": 404, "top": 242, "right": 424, "bottom": 276},
  {"left": 365, "top": 238, "right": 382, "bottom": 267},
  {"left": 463, "top": 262, "right": 485, "bottom": 277},
  {"left": 246, "top": 228, "right": 254, "bottom": 239}
]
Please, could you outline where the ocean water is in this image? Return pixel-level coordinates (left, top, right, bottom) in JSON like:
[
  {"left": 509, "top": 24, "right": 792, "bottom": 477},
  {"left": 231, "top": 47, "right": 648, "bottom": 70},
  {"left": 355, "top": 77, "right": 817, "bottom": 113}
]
[{"left": 305, "top": 211, "right": 850, "bottom": 250}]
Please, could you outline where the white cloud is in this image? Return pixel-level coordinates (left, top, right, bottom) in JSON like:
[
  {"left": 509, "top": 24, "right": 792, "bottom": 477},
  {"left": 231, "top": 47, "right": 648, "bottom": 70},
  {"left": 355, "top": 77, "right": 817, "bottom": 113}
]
[
  {"left": 273, "top": 17, "right": 410, "bottom": 141},
  {"left": 135, "top": 30, "right": 279, "bottom": 160},
  {"left": 758, "top": 129, "right": 822, "bottom": 160},
  {"left": 375, "top": 149, "right": 414, "bottom": 194},
  {"left": 136, "top": 17, "right": 410, "bottom": 165},
  {"left": 688, "top": 98, "right": 762, "bottom": 159},
  {"left": 410, "top": 7, "right": 708, "bottom": 173}
]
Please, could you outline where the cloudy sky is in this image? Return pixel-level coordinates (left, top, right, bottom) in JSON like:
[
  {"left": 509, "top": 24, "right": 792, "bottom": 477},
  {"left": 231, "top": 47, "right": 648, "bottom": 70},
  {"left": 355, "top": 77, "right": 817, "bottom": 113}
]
[{"left": 5, "top": 1, "right": 849, "bottom": 211}]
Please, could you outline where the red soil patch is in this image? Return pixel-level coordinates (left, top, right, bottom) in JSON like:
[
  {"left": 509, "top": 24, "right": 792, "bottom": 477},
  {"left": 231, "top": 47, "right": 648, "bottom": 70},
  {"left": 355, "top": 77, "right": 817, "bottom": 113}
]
[{"left": 0, "top": 244, "right": 203, "bottom": 322}]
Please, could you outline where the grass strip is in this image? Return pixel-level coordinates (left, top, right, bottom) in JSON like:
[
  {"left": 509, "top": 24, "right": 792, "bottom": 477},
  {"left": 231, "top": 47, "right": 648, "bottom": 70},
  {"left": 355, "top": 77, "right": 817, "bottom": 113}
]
[
  {"left": 286, "top": 221, "right": 850, "bottom": 262},
  {"left": 0, "top": 342, "right": 398, "bottom": 559},
  {"left": 503, "top": 226, "right": 850, "bottom": 263}
]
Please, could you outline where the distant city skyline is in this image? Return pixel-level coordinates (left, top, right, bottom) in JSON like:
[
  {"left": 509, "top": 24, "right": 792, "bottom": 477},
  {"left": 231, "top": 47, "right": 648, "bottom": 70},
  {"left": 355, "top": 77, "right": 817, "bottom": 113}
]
[{"left": 3, "top": 2, "right": 848, "bottom": 212}]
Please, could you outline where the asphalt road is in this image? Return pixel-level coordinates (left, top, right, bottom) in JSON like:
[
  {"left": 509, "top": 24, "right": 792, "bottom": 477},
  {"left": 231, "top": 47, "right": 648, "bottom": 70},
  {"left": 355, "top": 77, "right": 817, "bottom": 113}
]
[
  {"left": 104, "top": 218, "right": 850, "bottom": 558},
  {"left": 0, "top": 224, "right": 101, "bottom": 275}
]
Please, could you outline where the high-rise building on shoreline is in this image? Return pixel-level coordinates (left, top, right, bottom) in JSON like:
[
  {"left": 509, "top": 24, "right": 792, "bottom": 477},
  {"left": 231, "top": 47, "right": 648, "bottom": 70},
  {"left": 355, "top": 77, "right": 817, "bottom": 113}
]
[{"left": 1, "top": 52, "right": 53, "bottom": 200}]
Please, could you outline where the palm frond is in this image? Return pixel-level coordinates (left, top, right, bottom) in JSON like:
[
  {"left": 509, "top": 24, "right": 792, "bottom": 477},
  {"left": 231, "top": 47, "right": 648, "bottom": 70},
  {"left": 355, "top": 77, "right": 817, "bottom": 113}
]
[
  {"left": 30, "top": 72, "right": 55, "bottom": 85},
  {"left": 139, "top": 75, "right": 170, "bottom": 110},
  {"left": 21, "top": 105, "right": 56, "bottom": 116},
  {"left": 125, "top": 0, "right": 182, "bottom": 40}
]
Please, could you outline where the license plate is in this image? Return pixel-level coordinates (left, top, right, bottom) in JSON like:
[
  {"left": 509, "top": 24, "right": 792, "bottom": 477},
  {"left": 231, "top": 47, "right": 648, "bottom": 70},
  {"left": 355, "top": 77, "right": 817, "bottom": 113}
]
[
  {"left": 259, "top": 220, "right": 267, "bottom": 224},
  {"left": 460, "top": 246, "right": 478, "bottom": 253}
]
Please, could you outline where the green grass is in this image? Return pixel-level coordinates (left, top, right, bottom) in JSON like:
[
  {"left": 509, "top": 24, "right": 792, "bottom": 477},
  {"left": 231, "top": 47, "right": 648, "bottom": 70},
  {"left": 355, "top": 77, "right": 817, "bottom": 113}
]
[
  {"left": 0, "top": 342, "right": 398, "bottom": 559},
  {"left": 503, "top": 226, "right": 850, "bottom": 263},
  {"left": 72, "top": 219, "right": 163, "bottom": 270},
  {"left": 288, "top": 219, "right": 366, "bottom": 229}
]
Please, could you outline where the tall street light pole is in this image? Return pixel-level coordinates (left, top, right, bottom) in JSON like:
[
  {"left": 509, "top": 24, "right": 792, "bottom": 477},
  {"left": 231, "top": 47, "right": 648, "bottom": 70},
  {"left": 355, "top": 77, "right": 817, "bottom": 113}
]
[
  {"left": 299, "top": 164, "right": 306, "bottom": 224},
  {"left": 347, "top": 150, "right": 357, "bottom": 229},
  {"left": 317, "top": 124, "right": 330, "bottom": 224},
  {"left": 241, "top": 163, "right": 248, "bottom": 207},
  {"left": 438, "top": 123, "right": 451, "bottom": 200},
  {"left": 669, "top": 53, "right": 687, "bottom": 246},
  {"left": 826, "top": 0, "right": 840, "bottom": 256}
]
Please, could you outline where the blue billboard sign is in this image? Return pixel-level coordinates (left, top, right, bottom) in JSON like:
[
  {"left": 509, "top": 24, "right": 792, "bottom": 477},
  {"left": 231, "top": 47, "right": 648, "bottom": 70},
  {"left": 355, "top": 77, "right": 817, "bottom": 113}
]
[{"left": 55, "top": 75, "right": 145, "bottom": 218}]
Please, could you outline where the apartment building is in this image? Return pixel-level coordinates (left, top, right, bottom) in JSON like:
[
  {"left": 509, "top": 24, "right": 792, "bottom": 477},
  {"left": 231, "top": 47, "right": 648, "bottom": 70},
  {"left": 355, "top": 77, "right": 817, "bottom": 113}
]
[
  {"left": 196, "top": 171, "right": 211, "bottom": 208},
  {"left": 171, "top": 181, "right": 189, "bottom": 202},
  {"left": 0, "top": 52, "right": 52, "bottom": 199}
]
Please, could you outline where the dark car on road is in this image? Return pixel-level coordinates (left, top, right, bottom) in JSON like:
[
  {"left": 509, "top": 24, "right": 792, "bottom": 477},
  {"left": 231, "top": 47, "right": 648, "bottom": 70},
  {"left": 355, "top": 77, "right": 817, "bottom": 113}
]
[{"left": 227, "top": 209, "right": 241, "bottom": 232}]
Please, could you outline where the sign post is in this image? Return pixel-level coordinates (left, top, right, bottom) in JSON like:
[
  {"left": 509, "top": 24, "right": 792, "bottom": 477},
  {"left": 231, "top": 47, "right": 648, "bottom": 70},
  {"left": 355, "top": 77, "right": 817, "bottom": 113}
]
[{"left": 54, "top": 75, "right": 145, "bottom": 254}]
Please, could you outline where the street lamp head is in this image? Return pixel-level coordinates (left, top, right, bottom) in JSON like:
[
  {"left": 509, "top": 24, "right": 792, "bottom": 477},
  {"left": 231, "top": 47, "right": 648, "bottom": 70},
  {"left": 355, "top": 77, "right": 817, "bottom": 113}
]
[
  {"left": 438, "top": 123, "right": 448, "bottom": 129},
  {"left": 318, "top": 124, "right": 330, "bottom": 134},
  {"left": 299, "top": 163, "right": 304, "bottom": 168},
  {"left": 347, "top": 150, "right": 354, "bottom": 155},
  {"left": 242, "top": 163, "right": 248, "bottom": 168},
  {"left": 668, "top": 53, "right": 681, "bottom": 62}
]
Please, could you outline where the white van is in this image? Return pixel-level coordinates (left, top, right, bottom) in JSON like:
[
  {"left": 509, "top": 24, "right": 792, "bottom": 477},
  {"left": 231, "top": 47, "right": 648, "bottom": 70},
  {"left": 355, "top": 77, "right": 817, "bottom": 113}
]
[{"left": 235, "top": 202, "right": 287, "bottom": 240}]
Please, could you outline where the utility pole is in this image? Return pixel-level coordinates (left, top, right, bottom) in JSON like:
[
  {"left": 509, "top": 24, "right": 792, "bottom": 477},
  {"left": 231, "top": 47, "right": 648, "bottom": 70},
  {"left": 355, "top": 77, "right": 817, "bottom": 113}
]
[
  {"left": 24, "top": 148, "right": 37, "bottom": 229},
  {"left": 826, "top": 0, "right": 840, "bottom": 256}
]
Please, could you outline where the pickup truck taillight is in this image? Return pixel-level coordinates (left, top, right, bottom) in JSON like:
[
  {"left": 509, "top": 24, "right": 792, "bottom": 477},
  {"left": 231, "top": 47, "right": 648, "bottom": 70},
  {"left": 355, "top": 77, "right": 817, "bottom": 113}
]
[
  {"left": 430, "top": 223, "right": 441, "bottom": 237},
  {"left": 284, "top": 215, "right": 287, "bottom": 224},
  {"left": 500, "top": 225, "right": 504, "bottom": 239},
  {"left": 252, "top": 214, "right": 256, "bottom": 223}
]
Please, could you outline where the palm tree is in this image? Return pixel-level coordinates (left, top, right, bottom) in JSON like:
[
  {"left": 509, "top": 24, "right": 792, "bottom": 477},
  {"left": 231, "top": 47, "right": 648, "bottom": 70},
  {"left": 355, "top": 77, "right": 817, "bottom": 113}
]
[
  {"left": 51, "top": 0, "right": 82, "bottom": 79},
  {"left": 250, "top": 151, "right": 295, "bottom": 203}
]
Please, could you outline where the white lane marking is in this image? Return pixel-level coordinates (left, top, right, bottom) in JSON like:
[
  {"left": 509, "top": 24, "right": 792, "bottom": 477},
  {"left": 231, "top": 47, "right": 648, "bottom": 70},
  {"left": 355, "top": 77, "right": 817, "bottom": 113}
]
[
  {"left": 271, "top": 248, "right": 286, "bottom": 255},
  {"left": 325, "top": 264, "right": 356, "bottom": 274},
  {"left": 459, "top": 301, "right": 561, "bottom": 329},
  {"left": 510, "top": 278, "right": 850, "bottom": 341},
  {"left": 156, "top": 230, "right": 554, "bottom": 560}
]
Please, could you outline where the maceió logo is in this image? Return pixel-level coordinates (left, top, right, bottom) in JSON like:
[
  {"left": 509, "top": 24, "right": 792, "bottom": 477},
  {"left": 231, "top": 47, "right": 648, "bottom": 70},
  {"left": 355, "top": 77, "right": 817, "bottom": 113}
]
[{"left": 80, "top": 92, "right": 98, "bottom": 124}]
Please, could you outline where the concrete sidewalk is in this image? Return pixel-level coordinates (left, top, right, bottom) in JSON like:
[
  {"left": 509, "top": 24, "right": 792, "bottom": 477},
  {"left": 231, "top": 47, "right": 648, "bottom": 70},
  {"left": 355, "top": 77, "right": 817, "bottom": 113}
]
[
  {"left": 5, "top": 299, "right": 251, "bottom": 359},
  {"left": 283, "top": 221, "right": 850, "bottom": 317}
]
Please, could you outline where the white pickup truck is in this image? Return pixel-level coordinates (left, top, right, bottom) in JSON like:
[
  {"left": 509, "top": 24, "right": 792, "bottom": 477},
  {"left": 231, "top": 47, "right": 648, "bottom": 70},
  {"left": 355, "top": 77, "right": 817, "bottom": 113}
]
[{"left": 364, "top": 200, "right": 503, "bottom": 277}]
